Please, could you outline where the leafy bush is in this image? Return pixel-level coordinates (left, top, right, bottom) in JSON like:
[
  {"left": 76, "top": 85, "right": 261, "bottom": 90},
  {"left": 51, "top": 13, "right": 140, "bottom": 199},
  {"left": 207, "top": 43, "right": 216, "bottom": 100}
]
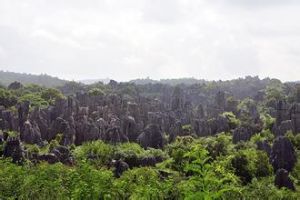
[
  {"left": 0, "top": 88, "right": 17, "bottom": 107},
  {"left": 41, "top": 88, "right": 65, "bottom": 104},
  {"left": 113, "top": 167, "right": 173, "bottom": 199},
  {"left": 166, "top": 136, "right": 195, "bottom": 172},
  {"left": 242, "top": 177, "right": 299, "bottom": 200},
  {"left": 231, "top": 149, "right": 272, "bottom": 184},
  {"left": 261, "top": 113, "right": 276, "bottom": 130},
  {"left": 222, "top": 112, "right": 241, "bottom": 128},
  {"left": 203, "top": 133, "right": 233, "bottom": 159},
  {"left": 182, "top": 124, "right": 193, "bottom": 132},
  {"left": 286, "top": 132, "right": 300, "bottom": 150},
  {"left": 251, "top": 129, "right": 274, "bottom": 144},
  {"left": 177, "top": 143, "right": 241, "bottom": 199},
  {"left": 73, "top": 141, "right": 114, "bottom": 167},
  {"left": 0, "top": 159, "right": 114, "bottom": 200}
]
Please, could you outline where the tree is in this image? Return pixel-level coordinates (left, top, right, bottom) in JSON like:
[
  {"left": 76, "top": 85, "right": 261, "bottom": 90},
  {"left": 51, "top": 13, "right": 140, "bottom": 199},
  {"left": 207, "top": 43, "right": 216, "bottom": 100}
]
[
  {"left": 41, "top": 88, "right": 65, "bottom": 104},
  {"left": 0, "top": 88, "right": 17, "bottom": 107},
  {"left": 88, "top": 88, "right": 105, "bottom": 97},
  {"left": 19, "top": 93, "right": 48, "bottom": 108},
  {"left": 265, "top": 79, "right": 284, "bottom": 101}
]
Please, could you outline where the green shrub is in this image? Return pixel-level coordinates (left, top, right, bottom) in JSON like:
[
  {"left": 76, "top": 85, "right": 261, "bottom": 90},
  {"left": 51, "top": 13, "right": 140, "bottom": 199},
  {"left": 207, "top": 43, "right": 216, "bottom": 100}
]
[
  {"left": 166, "top": 136, "right": 195, "bottom": 172},
  {"left": 261, "top": 113, "right": 276, "bottom": 130},
  {"left": 182, "top": 124, "right": 193, "bottom": 132},
  {"left": 286, "top": 132, "right": 300, "bottom": 150},
  {"left": 113, "top": 167, "right": 172, "bottom": 200},
  {"left": 231, "top": 149, "right": 272, "bottom": 185},
  {"left": 41, "top": 88, "right": 65, "bottom": 104},
  {"left": 0, "top": 88, "right": 17, "bottom": 107},
  {"left": 73, "top": 141, "right": 114, "bottom": 167},
  {"left": 242, "top": 177, "right": 299, "bottom": 200},
  {"left": 222, "top": 112, "right": 241, "bottom": 128},
  {"left": 204, "top": 133, "right": 233, "bottom": 159}
]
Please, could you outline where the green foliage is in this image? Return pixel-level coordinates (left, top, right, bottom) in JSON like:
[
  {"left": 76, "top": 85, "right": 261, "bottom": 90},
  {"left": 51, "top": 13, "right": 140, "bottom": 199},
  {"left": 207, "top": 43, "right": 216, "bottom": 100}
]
[
  {"left": 261, "top": 113, "right": 276, "bottom": 130},
  {"left": 41, "top": 88, "right": 65, "bottom": 104},
  {"left": 73, "top": 140, "right": 114, "bottom": 167},
  {"left": 166, "top": 136, "right": 195, "bottom": 172},
  {"left": 88, "top": 88, "right": 105, "bottom": 96},
  {"left": 231, "top": 150, "right": 254, "bottom": 184},
  {"left": 260, "top": 129, "right": 275, "bottom": 142},
  {"left": 22, "top": 84, "right": 44, "bottom": 93},
  {"left": 49, "top": 134, "right": 62, "bottom": 151},
  {"left": 15, "top": 85, "right": 65, "bottom": 108},
  {"left": 203, "top": 133, "right": 233, "bottom": 159},
  {"left": 291, "top": 152, "right": 300, "bottom": 186},
  {"left": 0, "top": 88, "right": 17, "bottom": 107},
  {"left": 0, "top": 84, "right": 64, "bottom": 109},
  {"left": 265, "top": 79, "right": 284, "bottom": 101},
  {"left": 255, "top": 151, "right": 273, "bottom": 177},
  {"left": 237, "top": 98, "right": 259, "bottom": 126},
  {"left": 24, "top": 144, "right": 40, "bottom": 154},
  {"left": 112, "top": 167, "right": 173, "bottom": 199},
  {"left": 114, "top": 82, "right": 139, "bottom": 97},
  {"left": 237, "top": 98, "right": 255, "bottom": 112},
  {"left": 19, "top": 93, "right": 49, "bottom": 108},
  {"left": 182, "top": 124, "right": 193, "bottom": 132},
  {"left": 115, "top": 142, "right": 167, "bottom": 162},
  {"left": 286, "top": 132, "right": 300, "bottom": 150},
  {"left": 251, "top": 129, "right": 274, "bottom": 144},
  {"left": 242, "top": 177, "right": 300, "bottom": 200},
  {"left": 177, "top": 143, "right": 241, "bottom": 199},
  {"left": 222, "top": 112, "right": 241, "bottom": 128},
  {"left": 0, "top": 159, "right": 114, "bottom": 200},
  {"left": 0, "top": 133, "right": 298, "bottom": 199},
  {"left": 7, "top": 131, "right": 19, "bottom": 137},
  {"left": 231, "top": 149, "right": 273, "bottom": 184},
  {"left": 295, "top": 134, "right": 300, "bottom": 150},
  {"left": 67, "top": 161, "right": 114, "bottom": 199}
]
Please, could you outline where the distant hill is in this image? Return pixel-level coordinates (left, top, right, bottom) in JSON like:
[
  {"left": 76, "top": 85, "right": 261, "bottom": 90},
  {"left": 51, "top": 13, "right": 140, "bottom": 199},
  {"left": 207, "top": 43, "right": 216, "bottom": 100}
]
[
  {"left": 130, "top": 77, "right": 206, "bottom": 85},
  {"left": 79, "top": 77, "right": 204, "bottom": 85},
  {"left": 0, "top": 71, "right": 67, "bottom": 87},
  {"left": 79, "top": 78, "right": 111, "bottom": 85}
]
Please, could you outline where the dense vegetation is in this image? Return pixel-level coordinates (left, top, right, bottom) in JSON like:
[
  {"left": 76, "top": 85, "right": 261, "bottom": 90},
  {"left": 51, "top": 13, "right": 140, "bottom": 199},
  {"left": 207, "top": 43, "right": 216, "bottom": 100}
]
[
  {"left": 0, "top": 134, "right": 299, "bottom": 199},
  {"left": 0, "top": 83, "right": 64, "bottom": 108},
  {"left": 0, "top": 76, "right": 300, "bottom": 199}
]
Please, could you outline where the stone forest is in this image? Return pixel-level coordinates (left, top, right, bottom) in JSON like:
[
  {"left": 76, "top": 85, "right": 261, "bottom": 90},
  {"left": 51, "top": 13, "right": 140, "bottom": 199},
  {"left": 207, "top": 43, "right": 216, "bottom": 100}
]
[{"left": 0, "top": 76, "right": 300, "bottom": 199}]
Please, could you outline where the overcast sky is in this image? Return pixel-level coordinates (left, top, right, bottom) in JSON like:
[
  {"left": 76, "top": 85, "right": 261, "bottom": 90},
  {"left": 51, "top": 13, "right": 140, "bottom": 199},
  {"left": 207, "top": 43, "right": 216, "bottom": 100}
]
[{"left": 0, "top": 0, "right": 299, "bottom": 81}]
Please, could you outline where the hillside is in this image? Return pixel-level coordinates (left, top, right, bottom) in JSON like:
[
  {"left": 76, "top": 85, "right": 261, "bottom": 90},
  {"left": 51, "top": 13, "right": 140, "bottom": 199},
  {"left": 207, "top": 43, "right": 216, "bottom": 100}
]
[{"left": 0, "top": 71, "right": 67, "bottom": 87}]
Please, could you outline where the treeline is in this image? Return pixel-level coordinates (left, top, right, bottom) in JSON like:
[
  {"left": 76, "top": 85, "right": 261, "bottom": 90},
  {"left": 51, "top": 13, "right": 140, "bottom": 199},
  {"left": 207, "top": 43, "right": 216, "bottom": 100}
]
[{"left": 0, "top": 71, "right": 67, "bottom": 87}]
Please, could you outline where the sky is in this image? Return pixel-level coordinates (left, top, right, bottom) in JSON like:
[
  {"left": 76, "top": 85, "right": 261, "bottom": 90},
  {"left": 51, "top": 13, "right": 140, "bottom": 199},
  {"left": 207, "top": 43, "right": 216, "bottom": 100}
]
[{"left": 0, "top": 0, "right": 300, "bottom": 82}]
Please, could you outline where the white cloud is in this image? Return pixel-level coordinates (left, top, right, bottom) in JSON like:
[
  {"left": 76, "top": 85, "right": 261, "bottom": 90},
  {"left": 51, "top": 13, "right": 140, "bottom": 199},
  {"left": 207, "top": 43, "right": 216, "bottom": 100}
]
[{"left": 0, "top": 0, "right": 299, "bottom": 81}]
